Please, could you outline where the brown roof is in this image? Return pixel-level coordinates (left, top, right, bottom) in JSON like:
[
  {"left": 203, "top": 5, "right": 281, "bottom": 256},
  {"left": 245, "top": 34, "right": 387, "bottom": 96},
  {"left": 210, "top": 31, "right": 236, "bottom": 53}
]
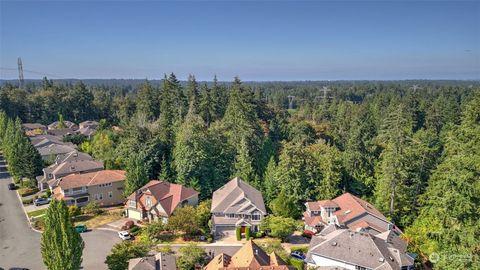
[
  {"left": 127, "top": 180, "right": 199, "bottom": 216},
  {"left": 58, "top": 170, "right": 126, "bottom": 189},
  {"left": 305, "top": 193, "right": 389, "bottom": 227},
  {"left": 205, "top": 240, "right": 294, "bottom": 270},
  {"left": 211, "top": 177, "right": 267, "bottom": 214}
]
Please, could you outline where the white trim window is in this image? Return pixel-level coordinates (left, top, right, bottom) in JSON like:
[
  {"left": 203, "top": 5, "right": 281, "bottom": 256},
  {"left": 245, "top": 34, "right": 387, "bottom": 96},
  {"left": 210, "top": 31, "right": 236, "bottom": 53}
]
[
  {"left": 108, "top": 191, "right": 113, "bottom": 198},
  {"left": 145, "top": 196, "right": 152, "bottom": 208},
  {"left": 226, "top": 213, "right": 235, "bottom": 219},
  {"left": 129, "top": 200, "right": 136, "bottom": 208},
  {"left": 252, "top": 214, "right": 261, "bottom": 221}
]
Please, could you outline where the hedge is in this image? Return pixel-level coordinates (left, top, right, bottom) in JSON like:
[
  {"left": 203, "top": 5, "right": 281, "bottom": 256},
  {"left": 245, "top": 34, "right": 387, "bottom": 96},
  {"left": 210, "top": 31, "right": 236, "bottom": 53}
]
[
  {"left": 290, "top": 246, "right": 309, "bottom": 254},
  {"left": 236, "top": 227, "right": 241, "bottom": 241},
  {"left": 245, "top": 226, "right": 251, "bottom": 240}
]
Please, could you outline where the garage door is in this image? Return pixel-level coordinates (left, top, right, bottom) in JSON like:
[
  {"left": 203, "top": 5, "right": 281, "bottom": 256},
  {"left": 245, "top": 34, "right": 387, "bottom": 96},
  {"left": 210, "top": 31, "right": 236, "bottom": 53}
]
[
  {"left": 126, "top": 209, "right": 143, "bottom": 220},
  {"left": 215, "top": 226, "right": 236, "bottom": 238}
]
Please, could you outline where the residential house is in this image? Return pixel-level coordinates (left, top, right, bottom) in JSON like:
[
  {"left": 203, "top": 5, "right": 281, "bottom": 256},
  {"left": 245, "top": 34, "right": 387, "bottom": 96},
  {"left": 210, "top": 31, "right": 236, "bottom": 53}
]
[
  {"left": 36, "top": 143, "right": 78, "bottom": 161},
  {"left": 30, "top": 134, "right": 65, "bottom": 146},
  {"left": 47, "top": 128, "right": 76, "bottom": 137},
  {"left": 53, "top": 170, "right": 126, "bottom": 206},
  {"left": 210, "top": 177, "right": 267, "bottom": 238},
  {"left": 125, "top": 180, "right": 199, "bottom": 223},
  {"left": 204, "top": 240, "right": 295, "bottom": 270},
  {"left": 48, "top": 120, "right": 78, "bottom": 130},
  {"left": 77, "top": 126, "right": 97, "bottom": 137},
  {"left": 128, "top": 253, "right": 176, "bottom": 270},
  {"left": 79, "top": 120, "right": 99, "bottom": 129},
  {"left": 303, "top": 193, "right": 398, "bottom": 235},
  {"left": 305, "top": 225, "right": 415, "bottom": 270},
  {"left": 37, "top": 151, "right": 103, "bottom": 191},
  {"left": 22, "top": 123, "right": 46, "bottom": 136}
]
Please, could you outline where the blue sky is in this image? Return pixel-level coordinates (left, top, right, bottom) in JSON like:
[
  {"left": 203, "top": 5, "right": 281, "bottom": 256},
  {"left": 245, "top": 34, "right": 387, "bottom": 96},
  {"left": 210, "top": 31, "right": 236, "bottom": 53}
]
[{"left": 0, "top": 1, "right": 479, "bottom": 81}]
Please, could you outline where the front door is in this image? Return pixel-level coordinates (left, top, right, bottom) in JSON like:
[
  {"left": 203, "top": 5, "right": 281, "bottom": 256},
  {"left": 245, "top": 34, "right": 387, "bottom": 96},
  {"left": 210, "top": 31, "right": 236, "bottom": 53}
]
[{"left": 240, "top": 226, "right": 246, "bottom": 233}]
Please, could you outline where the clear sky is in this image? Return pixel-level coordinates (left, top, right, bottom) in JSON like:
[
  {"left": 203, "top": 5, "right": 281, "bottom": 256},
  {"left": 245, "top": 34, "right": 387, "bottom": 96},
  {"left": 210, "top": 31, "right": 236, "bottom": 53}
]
[{"left": 0, "top": 0, "right": 479, "bottom": 81}]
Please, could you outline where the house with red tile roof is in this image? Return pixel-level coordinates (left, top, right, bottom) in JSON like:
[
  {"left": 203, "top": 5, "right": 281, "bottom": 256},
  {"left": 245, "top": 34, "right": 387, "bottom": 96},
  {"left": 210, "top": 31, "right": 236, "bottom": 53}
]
[
  {"left": 303, "top": 193, "right": 399, "bottom": 235},
  {"left": 53, "top": 170, "right": 126, "bottom": 207},
  {"left": 124, "top": 180, "right": 199, "bottom": 223}
]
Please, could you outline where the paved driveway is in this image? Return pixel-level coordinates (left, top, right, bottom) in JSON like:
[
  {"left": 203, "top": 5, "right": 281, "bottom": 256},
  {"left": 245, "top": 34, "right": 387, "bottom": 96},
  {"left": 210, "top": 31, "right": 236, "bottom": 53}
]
[{"left": 0, "top": 155, "right": 120, "bottom": 270}]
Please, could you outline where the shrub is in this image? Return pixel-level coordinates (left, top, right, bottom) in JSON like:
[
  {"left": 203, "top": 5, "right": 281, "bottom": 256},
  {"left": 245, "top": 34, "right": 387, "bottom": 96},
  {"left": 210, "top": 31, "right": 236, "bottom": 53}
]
[
  {"left": 207, "top": 235, "right": 213, "bottom": 243},
  {"left": 46, "top": 189, "right": 52, "bottom": 198},
  {"left": 290, "top": 246, "right": 309, "bottom": 254},
  {"left": 245, "top": 226, "right": 251, "bottom": 240},
  {"left": 129, "top": 225, "right": 142, "bottom": 236},
  {"left": 19, "top": 187, "right": 39, "bottom": 197},
  {"left": 289, "top": 258, "right": 304, "bottom": 270},
  {"left": 156, "top": 245, "right": 173, "bottom": 254},
  {"left": 124, "top": 220, "right": 134, "bottom": 229},
  {"left": 302, "top": 230, "right": 314, "bottom": 239},
  {"left": 22, "top": 198, "right": 34, "bottom": 205},
  {"left": 253, "top": 230, "right": 265, "bottom": 238},
  {"left": 236, "top": 227, "right": 241, "bottom": 241},
  {"left": 68, "top": 205, "right": 81, "bottom": 218},
  {"left": 83, "top": 202, "right": 102, "bottom": 215}
]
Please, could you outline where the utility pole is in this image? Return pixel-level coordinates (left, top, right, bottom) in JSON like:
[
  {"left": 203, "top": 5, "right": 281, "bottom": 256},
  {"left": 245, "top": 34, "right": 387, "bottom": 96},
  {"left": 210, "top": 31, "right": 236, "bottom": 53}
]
[
  {"left": 287, "top": 95, "right": 295, "bottom": 109},
  {"left": 17, "top": 57, "right": 24, "bottom": 88}
]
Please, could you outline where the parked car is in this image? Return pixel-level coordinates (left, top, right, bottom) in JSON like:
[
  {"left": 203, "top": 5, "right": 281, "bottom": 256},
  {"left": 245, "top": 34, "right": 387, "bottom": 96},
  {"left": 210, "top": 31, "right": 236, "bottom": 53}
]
[
  {"left": 118, "top": 231, "right": 132, "bottom": 240},
  {"left": 34, "top": 197, "right": 50, "bottom": 206},
  {"left": 75, "top": 224, "right": 88, "bottom": 233},
  {"left": 8, "top": 183, "right": 16, "bottom": 190},
  {"left": 290, "top": 251, "right": 306, "bottom": 260}
]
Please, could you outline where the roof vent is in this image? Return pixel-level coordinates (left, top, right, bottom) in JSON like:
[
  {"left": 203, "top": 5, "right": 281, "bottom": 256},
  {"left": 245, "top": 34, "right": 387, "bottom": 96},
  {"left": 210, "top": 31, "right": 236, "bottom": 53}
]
[
  {"left": 255, "top": 249, "right": 259, "bottom": 255},
  {"left": 345, "top": 210, "right": 351, "bottom": 214},
  {"left": 389, "top": 256, "right": 394, "bottom": 261},
  {"left": 70, "top": 166, "right": 76, "bottom": 171},
  {"left": 331, "top": 242, "right": 337, "bottom": 246},
  {"left": 379, "top": 258, "right": 385, "bottom": 262}
]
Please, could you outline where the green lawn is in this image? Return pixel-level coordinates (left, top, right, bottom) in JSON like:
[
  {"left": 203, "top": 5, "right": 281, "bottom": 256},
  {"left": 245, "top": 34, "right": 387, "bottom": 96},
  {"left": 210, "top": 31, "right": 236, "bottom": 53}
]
[{"left": 27, "top": 208, "right": 47, "bottom": 218}]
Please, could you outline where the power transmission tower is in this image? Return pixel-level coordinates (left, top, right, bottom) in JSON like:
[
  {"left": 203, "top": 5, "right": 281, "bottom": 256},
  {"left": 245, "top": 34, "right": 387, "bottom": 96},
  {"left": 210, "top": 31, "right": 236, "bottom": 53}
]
[
  {"left": 410, "top": 84, "right": 422, "bottom": 92},
  {"left": 320, "top": 86, "right": 331, "bottom": 99},
  {"left": 17, "top": 57, "right": 24, "bottom": 88},
  {"left": 287, "top": 95, "right": 295, "bottom": 109}
]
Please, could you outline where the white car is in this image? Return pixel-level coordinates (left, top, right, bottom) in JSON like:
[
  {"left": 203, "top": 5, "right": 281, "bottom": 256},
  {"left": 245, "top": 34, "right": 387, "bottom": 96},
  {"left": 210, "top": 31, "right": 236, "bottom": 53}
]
[{"left": 118, "top": 231, "right": 132, "bottom": 240}]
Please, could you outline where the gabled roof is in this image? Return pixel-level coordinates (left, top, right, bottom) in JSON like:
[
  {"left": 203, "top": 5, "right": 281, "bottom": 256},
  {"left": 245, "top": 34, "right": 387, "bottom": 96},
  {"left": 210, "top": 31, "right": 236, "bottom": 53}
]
[
  {"left": 22, "top": 123, "right": 46, "bottom": 130},
  {"left": 58, "top": 170, "right": 126, "bottom": 189},
  {"left": 37, "top": 144, "right": 77, "bottom": 157},
  {"left": 51, "top": 159, "right": 104, "bottom": 176},
  {"left": 211, "top": 177, "right": 266, "bottom": 214},
  {"left": 55, "top": 151, "right": 93, "bottom": 164},
  {"left": 127, "top": 180, "right": 199, "bottom": 217},
  {"left": 77, "top": 126, "right": 97, "bottom": 136},
  {"left": 48, "top": 120, "right": 77, "bottom": 130},
  {"left": 306, "top": 227, "right": 414, "bottom": 270},
  {"left": 47, "top": 128, "right": 76, "bottom": 137},
  {"left": 332, "top": 193, "right": 388, "bottom": 224},
  {"left": 204, "top": 240, "right": 294, "bottom": 270},
  {"left": 128, "top": 253, "right": 176, "bottom": 270}
]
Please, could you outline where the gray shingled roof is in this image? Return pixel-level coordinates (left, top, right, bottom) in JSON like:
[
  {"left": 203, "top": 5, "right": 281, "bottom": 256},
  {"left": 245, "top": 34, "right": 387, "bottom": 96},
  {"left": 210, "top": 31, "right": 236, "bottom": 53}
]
[
  {"left": 211, "top": 177, "right": 266, "bottom": 214},
  {"left": 306, "top": 227, "right": 414, "bottom": 270},
  {"left": 51, "top": 160, "right": 103, "bottom": 176},
  {"left": 128, "top": 253, "right": 176, "bottom": 270},
  {"left": 37, "top": 144, "right": 77, "bottom": 157},
  {"left": 55, "top": 151, "right": 93, "bottom": 164}
]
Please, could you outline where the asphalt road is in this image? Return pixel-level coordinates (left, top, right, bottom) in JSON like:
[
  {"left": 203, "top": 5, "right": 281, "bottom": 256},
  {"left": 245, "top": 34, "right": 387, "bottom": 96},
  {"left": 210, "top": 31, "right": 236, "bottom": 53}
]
[
  {"left": 0, "top": 155, "right": 120, "bottom": 270},
  {"left": 0, "top": 158, "right": 43, "bottom": 270}
]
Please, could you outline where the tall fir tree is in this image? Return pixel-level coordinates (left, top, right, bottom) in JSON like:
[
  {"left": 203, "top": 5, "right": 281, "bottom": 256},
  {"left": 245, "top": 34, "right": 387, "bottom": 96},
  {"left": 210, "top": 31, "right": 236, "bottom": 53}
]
[
  {"left": 41, "top": 200, "right": 84, "bottom": 270},
  {"left": 186, "top": 74, "right": 200, "bottom": 114},
  {"left": 124, "top": 149, "right": 149, "bottom": 196},
  {"left": 405, "top": 93, "right": 480, "bottom": 269}
]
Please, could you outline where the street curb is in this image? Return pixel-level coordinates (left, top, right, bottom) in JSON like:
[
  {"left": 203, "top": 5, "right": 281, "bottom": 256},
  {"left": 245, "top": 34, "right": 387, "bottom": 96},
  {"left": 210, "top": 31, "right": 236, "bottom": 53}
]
[
  {"left": 13, "top": 182, "right": 43, "bottom": 234},
  {"left": 96, "top": 227, "right": 119, "bottom": 232}
]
